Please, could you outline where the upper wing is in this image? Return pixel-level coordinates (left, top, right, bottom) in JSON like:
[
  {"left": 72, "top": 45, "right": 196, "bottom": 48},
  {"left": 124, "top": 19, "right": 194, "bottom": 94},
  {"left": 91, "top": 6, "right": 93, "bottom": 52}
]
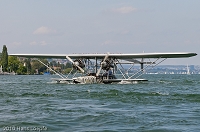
[
  {"left": 9, "top": 54, "right": 68, "bottom": 59},
  {"left": 9, "top": 52, "right": 197, "bottom": 59},
  {"left": 67, "top": 52, "right": 197, "bottom": 59}
]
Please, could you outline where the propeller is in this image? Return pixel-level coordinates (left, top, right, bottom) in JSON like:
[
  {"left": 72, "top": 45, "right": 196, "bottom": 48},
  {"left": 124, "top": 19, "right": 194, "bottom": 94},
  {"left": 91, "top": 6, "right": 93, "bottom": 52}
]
[
  {"left": 96, "top": 52, "right": 109, "bottom": 76},
  {"left": 66, "top": 56, "right": 84, "bottom": 73}
]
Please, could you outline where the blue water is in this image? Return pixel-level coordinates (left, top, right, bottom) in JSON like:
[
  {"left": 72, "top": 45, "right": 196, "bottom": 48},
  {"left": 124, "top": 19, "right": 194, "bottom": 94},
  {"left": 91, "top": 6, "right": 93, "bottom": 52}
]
[{"left": 0, "top": 74, "right": 200, "bottom": 132}]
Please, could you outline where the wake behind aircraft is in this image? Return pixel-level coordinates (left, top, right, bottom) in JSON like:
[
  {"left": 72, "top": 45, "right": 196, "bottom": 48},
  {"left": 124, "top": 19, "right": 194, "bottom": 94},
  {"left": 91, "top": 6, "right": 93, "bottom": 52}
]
[{"left": 10, "top": 52, "right": 197, "bottom": 84}]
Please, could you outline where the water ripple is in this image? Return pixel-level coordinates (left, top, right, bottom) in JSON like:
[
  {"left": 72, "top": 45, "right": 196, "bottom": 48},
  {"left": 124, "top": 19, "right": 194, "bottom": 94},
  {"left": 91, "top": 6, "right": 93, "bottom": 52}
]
[{"left": 0, "top": 75, "right": 200, "bottom": 131}]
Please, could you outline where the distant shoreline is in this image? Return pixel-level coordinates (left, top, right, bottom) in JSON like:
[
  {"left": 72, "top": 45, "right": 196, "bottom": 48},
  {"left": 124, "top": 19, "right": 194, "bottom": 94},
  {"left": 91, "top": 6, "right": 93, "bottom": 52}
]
[{"left": 0, "top": 72, "right": 16, "bottom": 75}]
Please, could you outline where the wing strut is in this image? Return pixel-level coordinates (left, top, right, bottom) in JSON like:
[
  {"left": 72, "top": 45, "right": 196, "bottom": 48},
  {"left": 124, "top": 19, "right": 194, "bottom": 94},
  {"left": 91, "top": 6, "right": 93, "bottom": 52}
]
[
  {"left": 135, "top": 58, "right": 167, "bottom": 79},
  {"left": 128, "top": 57, "right": 163, "bottom": 79},
  {"left": 36, "top": 59, "right": 66, "bottom": 79},
  {"left": 115, "top": 59, "right": 128, "bottom": 79}
]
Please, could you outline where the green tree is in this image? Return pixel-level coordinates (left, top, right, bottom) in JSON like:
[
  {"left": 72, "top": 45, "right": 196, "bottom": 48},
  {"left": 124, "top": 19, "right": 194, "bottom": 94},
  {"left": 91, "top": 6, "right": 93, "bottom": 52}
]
[
  {"left": 65, "top": 62, "right": 72, "bottom": 68},
  {"left": 31, "top": 59, "right": 48, "bottom": 74},
  {"left": 24, "top": 59, "right": 32, "bottom": 74},
  {"left": 16, "top": 64, "right": 27, "bottom": 75},
  {"left": 63, "top": 68, "right": 73, "bottom": 74},
  {"left": 1, "top": 45, "right": 8, "bottom": 72},
  {"left": 49, "top": 60, "right": 57, "bottom": 67},
  {"left": 8, "top": 56, "right": 20, "bottom": 72}
]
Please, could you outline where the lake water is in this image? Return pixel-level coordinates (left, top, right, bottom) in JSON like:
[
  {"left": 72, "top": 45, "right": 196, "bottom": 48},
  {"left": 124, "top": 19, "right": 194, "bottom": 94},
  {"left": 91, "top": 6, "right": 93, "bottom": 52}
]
[{"left": 0, "top": 74, "right": 200, "bottom": 132}]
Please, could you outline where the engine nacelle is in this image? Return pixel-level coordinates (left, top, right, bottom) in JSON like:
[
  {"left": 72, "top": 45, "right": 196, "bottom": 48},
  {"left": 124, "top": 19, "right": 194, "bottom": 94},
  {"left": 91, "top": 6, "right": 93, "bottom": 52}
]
[
  {"left": 101, "top": 59, "right": 114, "bottom": 71},
  {"left": 73, "top": 59, "right": 85, "bottom": 70}
]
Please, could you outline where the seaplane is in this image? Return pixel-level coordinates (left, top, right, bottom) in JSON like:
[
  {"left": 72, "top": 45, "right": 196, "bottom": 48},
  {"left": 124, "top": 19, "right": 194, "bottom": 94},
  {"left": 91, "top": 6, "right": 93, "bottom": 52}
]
[{"left": 10, "top": 52, "right": 197, "bottom": 84}]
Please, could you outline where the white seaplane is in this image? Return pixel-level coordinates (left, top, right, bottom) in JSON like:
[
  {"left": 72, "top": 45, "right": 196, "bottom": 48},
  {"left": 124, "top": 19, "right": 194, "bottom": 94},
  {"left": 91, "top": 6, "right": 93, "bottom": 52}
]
[{"left": 10, "top": 52, "right": 197, "bottom": 84}]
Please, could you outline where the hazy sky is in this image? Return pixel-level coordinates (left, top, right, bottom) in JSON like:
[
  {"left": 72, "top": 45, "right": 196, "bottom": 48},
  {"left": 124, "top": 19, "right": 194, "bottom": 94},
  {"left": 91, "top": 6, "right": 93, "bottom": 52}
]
[{"left": 1, "top": 0, "right": 199, "bottom": 64}]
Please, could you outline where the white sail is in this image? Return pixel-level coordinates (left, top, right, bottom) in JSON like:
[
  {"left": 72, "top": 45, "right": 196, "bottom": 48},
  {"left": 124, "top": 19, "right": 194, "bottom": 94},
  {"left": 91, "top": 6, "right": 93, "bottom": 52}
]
[{"left": 187, "top": 65, "right": 191, "bottom": 75}]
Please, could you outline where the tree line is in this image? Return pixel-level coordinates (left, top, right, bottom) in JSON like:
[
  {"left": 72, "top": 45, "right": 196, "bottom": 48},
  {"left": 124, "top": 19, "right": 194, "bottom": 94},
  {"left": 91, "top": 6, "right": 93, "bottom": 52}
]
[{"left": 0, "top": 45, "right": 73, "bottom": 75}]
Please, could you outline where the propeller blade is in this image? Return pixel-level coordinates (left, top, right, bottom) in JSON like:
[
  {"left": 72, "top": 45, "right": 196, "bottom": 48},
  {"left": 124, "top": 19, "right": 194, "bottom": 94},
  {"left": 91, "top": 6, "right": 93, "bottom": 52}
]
[
  {"left": 66, "top": 56, "right": 84, "bottom": 73},
  {"left": 103, "top": 52, "right": 109, "bottom": 62},
  {"left": 76, "top": 65, "right": 84, "bottom": 73},
  {"left": 96, "top": 52, "right": 109, "bottom": 76},
  {"left": 96, "top": 66, "right": 102, "bottom": 76},
  {"left": 66, "top": 56, "right": 74, "bottom": 63}
]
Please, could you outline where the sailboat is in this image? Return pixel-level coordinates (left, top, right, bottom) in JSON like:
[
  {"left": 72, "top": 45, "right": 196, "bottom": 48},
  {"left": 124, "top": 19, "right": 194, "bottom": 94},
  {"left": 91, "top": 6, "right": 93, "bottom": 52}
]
[{"left": 187, "top": 65, "right": 191, "bottom": 75}]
